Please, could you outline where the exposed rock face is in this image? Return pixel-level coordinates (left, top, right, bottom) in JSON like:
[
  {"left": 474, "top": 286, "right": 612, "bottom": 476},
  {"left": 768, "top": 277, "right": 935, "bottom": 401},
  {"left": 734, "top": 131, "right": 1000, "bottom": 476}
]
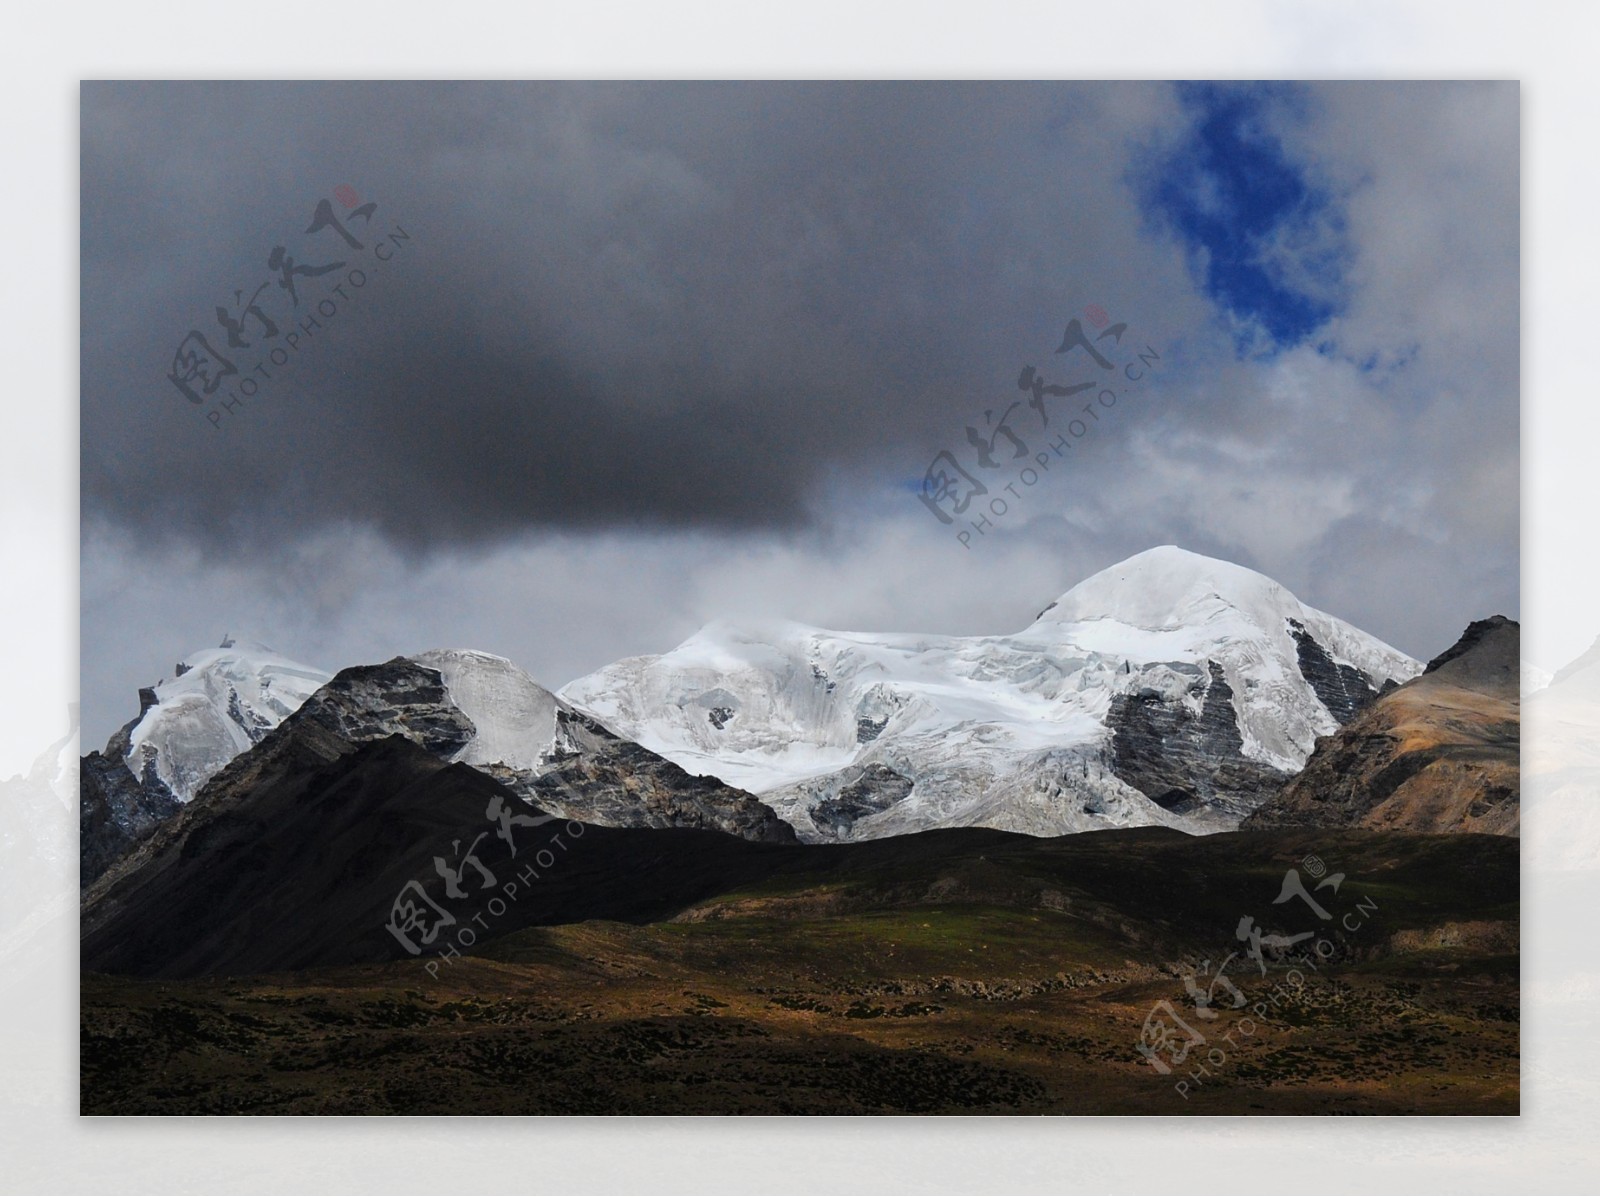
[
  {"left": 403, "top": 651, "right": 793, "bottom": 843},
  {"left": 512, "top": 710, "right": 796, "bottom": 844},
  {"left": 1244, "top": 616, "right": 1520, "bottom": 835},
  {"left": 1107, "top": 661, "right": 1291, "bottom": 819},
  {"left": 79, "top": 750, "right": 181, "bottom": 888},
  {"left": 79, "top": 717, "right": 183, "bottom": 889},
  {"left": 290, "top": 658, "right": 478, "bottom": 757},
  {"left": 855, "top": 716, "right": 888, "bottom": 744},
  {"left": 272, "top": 658, "right": 795, "bottom": 844},
  {"left": 809, "top": 764, "right": 915, "bottom": 838},
  {"left": 1288, "top": 618, "right": 1381, "bottom": 722}
]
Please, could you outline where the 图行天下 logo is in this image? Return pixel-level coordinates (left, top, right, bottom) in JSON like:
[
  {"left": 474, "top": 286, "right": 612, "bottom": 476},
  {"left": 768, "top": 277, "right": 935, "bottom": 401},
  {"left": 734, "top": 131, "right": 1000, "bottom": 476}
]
[
  {"left": 165, "top": 186, "right": 415, "bottom": 431},
  {"left": 916, "top": 305, "right": 1161, "bottom": 548},
  {"left": 1134, "top": 857, "right": 1391, "bottom": 1099}
]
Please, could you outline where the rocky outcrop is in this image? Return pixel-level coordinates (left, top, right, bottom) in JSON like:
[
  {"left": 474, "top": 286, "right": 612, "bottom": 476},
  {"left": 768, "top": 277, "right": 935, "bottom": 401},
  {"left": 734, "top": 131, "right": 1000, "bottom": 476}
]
[
  {"left": 79, "top": 749, "right": 181, "bottom": 888},
  {"left": 79, "top": 716, "right": 183, "bottom": 889},
  {"left": 1108, "top": 661, "right": 1291, "bottom": 819},
  {"left": 1288, "top": 618, "right": 1381, "bottom": 722},
  {"left": 511, "top": 709, "right": 796, "bottom": 844},
  {"left": 291, "top": 658, "right": 479, "bottom": 756},
  {"left": 1422, "top": 615, "right": 1521, "bottom": 688},
  {"left": 236, "top": 658, "right": 795, "bottom": 844},
  {"left": 809, "top": 764, "right": 915, "bottom": 838},
  {"left": 1244, "top": 616, "right": 1520, "bottom": 835}
]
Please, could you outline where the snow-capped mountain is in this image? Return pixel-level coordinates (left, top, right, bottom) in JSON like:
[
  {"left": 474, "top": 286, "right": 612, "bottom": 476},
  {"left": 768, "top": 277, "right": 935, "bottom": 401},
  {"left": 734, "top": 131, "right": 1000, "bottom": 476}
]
[
  {"left": 561, "top": 546, "right": 1421, "bottom": 842},
  {"left": 82, "top": 644, "right": 797, "bottom": 887},
  {"left": 80, "top": 637, "right": 332, "bottom": 886},
  {"left": 82, "top": 548, "right": 1422, "bottom": 873},
  {"left": 120, "top": 636, "right": 332, "bottom": 804},
  {"left": 410, "top": 648, "right": 565, "bottom": 774}
]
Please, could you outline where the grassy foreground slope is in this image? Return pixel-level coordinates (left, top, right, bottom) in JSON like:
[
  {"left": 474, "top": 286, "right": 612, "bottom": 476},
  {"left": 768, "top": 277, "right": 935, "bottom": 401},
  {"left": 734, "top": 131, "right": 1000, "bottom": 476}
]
[{"left": 82, "top": 827, "right": 1517, "bottom": 1115}]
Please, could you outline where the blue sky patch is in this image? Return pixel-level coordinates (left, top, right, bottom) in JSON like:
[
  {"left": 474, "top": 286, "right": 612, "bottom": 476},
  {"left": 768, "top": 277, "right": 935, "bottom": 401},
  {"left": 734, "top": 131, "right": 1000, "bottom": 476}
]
[{"left": 1140, "top": 82, "right": 1349, "bottom": 355}]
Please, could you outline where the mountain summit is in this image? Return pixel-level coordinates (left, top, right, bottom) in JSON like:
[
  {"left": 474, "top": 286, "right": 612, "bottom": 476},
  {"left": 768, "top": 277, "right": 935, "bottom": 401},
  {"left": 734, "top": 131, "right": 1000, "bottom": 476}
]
[{"left": 562, "top": 546, "right": 1419, "bottom": 841}]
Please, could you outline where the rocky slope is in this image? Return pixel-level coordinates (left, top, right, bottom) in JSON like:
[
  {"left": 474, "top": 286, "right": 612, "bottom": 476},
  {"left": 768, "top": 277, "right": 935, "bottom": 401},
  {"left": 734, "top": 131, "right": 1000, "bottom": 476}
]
[
  {"left": 1244, "top": 616, "right": 1520, "bottom": 834},
  {"left": 407, "top": 649, "right": 792, "bottom": 840},
  {"left": 80, "top": 741, "right": 181, "bottom": 888},
  {"left": 80, "top": 732, "right": 801, "bottom": 979}
]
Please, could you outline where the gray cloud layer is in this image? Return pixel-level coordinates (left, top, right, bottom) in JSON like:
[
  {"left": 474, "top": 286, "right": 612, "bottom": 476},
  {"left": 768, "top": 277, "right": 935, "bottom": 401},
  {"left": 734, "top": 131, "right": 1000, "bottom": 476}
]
[
  {"left": 81, "top": 82, "right": 1518, "bottom": 747},
  {"left": 84, "top": 82, "right": 1194, "bottom": 546}
]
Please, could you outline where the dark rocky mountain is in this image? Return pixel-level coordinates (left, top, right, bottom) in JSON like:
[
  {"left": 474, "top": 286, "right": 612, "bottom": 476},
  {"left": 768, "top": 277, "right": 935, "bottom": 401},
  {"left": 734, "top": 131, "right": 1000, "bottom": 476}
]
[
  {"left": 81, "top": 731, "right": 800, "bottom": 979},
  {"left": 81, "top": 654, "right": 795, "bottom": 886},
  {"left": 1286, "top": 617, "right": 1383, "bottom": 721},
  {"left": 1244, "top": 616, "right": 1520, "bottom": 835},
  {"left": 82, "top": 718, "right": 1521, "bottom": 987},
  {"left": 79, "top": 701, "right": 183, "bottom": 888}
]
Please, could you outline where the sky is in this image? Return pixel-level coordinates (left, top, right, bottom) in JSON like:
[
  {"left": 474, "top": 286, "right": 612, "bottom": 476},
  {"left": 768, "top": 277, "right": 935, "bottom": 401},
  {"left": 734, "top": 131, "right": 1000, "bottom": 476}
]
[{"left": 80, "top": 80, "right": 1520, "bottom": 749}]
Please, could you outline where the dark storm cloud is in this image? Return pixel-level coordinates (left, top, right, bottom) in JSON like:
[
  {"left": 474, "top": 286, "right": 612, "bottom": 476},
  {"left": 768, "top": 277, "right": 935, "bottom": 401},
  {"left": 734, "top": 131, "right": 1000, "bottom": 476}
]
[{"left": 82, "top": 81, "right": 1184, "bottom": 551}]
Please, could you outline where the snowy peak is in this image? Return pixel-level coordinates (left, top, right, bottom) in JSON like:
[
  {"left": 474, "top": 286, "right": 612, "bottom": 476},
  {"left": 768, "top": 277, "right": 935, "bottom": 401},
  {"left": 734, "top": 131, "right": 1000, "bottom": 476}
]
[
  {"left": 561, "top": 545, "right": 1423, "bottom": 843},
  {"left": 1031, "top": 546, "right": 1407, "bottom": 666},
  {"left": 121, "top": 639, "right": 331, "bottom": 803},
  {"left": 1034, "top": 545, "right": 1308, "bottom": 631},
  {"left": 1027, "top": 546, "right": 1416, "bottom": 747}
]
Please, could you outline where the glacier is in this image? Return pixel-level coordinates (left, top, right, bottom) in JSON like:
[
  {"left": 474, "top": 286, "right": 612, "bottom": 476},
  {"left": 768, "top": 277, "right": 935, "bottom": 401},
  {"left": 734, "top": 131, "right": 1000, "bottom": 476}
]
[
  {"left": 560, "top": 546, "right": 1421, "bottom": 842},
  {"left": 120, "top": 636, "right": 332, "bottom": 803}
]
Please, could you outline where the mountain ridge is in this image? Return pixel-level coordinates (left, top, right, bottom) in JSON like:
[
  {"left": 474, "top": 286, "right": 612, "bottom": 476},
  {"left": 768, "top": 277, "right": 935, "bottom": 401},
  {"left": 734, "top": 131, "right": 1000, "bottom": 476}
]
[
  {"left": 81, "top": 547, "right": 1432, "bottom": 869},
  {"left": 562, "top": 546, "right": 1419, "bottom": 841}
]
